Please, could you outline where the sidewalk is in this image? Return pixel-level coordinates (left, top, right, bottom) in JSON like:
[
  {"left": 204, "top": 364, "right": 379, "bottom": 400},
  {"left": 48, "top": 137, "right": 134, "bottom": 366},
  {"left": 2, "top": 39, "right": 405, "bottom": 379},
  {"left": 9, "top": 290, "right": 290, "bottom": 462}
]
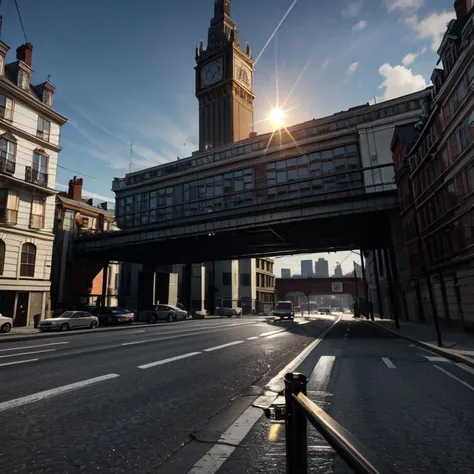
[{"left": 369, "top": 317, "right": 474, "bottom": 367}]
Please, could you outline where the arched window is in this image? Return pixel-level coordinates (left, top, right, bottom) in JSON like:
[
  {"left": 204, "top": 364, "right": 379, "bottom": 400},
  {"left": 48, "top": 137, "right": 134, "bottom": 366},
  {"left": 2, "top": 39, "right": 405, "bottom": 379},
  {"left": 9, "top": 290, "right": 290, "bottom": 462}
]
[
  {"left": 20, "top": 243, "right": 36, "bottom": 277},
  {"left": 0, "top": 239, "right": 4, "bottom": 275}
]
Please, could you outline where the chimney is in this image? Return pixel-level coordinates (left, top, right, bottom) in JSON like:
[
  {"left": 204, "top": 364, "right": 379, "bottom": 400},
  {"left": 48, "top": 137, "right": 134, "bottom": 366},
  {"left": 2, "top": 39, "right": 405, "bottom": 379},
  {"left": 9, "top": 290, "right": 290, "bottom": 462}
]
[
  {"left": 454, "top": 0, "right": 468, "bottom": 19},
  {"left": 68, "top": 176, "right": 83, "bottom": 201},
  {"left": 16, "top": 42, "right": 33, "bottom": 67}
]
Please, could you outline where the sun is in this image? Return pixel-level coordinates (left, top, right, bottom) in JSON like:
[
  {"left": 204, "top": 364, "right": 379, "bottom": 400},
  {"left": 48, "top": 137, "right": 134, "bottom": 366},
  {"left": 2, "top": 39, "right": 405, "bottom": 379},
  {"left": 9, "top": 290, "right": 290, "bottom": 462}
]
[{"left": 268, "top": 107, "right": 286, "bottom": 129}]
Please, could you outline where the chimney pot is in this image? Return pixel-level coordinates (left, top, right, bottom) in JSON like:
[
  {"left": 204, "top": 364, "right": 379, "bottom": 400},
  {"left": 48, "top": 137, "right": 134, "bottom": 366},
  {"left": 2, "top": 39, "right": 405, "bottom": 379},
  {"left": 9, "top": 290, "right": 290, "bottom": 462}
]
[
  {"left": 16, "top": 42, "right": 33, "bottom": 67},
  {"left": 68, "top": 176, "right": 83, "bottom": 201}
]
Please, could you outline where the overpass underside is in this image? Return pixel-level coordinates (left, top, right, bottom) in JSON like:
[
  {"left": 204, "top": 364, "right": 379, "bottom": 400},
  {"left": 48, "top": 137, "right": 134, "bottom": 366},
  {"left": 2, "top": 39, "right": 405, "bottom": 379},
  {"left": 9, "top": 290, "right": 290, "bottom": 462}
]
[{"left": 75, "top": 190, "right": 398, "bottom": 264}]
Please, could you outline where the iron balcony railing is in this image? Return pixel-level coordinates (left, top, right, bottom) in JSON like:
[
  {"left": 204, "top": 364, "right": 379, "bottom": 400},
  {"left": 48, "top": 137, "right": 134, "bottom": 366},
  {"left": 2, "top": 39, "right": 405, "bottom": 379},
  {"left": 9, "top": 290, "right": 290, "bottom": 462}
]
[
  {"left": 25, "top": 166, "right": 49, "bottom": 187},
  {"left": 0, "top": 153, "right": 15, "bottom": 174},
  {"left": 265, "top": 373, "right": 397, "bottom": 474}
]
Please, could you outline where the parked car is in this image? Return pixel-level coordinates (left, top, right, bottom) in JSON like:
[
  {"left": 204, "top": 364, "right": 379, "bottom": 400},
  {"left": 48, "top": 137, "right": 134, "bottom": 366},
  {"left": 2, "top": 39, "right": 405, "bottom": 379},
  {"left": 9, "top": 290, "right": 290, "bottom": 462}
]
[
  {"left": 216, "top": 306, "right": 242, "bottom": 318},
  {"left": 38, "top": 311, "right": 99, "bottom": 332},
  {"left": 0, "top": 314, "right": 12, "bottom": 333},
  {"left": 89, "top": 307, "right": 134, "bottom": 325},
  {"left": 141, "top": 304, "right": 188, "bottom": 323},
  {"left": 272, "top": 301, "right": 295, "bottom": 320}
]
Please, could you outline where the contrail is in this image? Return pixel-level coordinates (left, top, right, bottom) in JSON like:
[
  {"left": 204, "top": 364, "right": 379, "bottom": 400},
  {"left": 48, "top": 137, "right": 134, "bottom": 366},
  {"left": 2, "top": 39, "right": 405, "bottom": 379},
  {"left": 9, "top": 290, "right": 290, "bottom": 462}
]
[{"left": 255, "top": 0, "right": 299, "bottom": 66}]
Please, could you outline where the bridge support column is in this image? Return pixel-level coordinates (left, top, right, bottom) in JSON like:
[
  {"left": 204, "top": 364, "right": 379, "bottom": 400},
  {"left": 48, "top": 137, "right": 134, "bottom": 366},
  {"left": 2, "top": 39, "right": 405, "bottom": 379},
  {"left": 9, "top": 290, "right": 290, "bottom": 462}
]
[
  {"left": 305, "top": 293, "right": 310, "bottom": 316},
  {"left": 360, "top": 252, "right": 372, "bottom": 320},
  {"left": 373, "top": 250, "right": 384, "bottom": 319},
  {"left": 101, "top": 262, "right": 109, "bottom": 308},
  {"left": 384, "top": 248, "right": 400, "bottom": 329}
]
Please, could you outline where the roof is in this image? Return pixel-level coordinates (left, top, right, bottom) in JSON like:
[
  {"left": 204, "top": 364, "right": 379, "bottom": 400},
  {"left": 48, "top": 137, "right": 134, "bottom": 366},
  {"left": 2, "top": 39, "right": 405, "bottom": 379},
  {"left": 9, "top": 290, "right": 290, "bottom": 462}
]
[
  {"left": 391, "top": 123, "right": 419, "bottom": 154},
  {"left": 58, "top": 194, "right": 114, "bottom": 218}
]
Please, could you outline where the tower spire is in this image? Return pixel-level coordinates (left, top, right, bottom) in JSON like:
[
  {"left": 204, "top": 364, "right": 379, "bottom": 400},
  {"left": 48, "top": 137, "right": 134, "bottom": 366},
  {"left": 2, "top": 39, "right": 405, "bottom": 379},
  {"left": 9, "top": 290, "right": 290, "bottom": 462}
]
[{"left": 214, "top": 0, "right": 231, "bottom": 18}]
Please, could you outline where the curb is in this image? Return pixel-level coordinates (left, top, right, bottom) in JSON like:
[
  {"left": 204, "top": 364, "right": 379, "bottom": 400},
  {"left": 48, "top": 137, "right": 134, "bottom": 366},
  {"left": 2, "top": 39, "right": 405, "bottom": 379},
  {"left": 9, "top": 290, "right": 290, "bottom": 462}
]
[{"left": 368, "top": 320, "right": 474, "bottom": 369}]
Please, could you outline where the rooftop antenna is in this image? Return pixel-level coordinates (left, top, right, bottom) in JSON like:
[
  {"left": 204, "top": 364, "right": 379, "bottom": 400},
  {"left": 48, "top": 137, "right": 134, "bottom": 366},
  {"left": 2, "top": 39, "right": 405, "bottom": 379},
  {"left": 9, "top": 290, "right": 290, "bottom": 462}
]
[{"left": 129, "top": 141, "right": 134, "bottom": 174}]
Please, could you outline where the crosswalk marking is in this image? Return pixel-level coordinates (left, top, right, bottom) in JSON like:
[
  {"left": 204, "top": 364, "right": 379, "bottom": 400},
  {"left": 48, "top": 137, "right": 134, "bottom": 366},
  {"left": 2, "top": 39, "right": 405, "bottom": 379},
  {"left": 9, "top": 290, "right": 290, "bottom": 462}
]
[
  {"left": 423, "top": 356, "right": 450, "bottom": 363},
  {"left": 381, "top": 357, "right": 396, "bottom": 369}
]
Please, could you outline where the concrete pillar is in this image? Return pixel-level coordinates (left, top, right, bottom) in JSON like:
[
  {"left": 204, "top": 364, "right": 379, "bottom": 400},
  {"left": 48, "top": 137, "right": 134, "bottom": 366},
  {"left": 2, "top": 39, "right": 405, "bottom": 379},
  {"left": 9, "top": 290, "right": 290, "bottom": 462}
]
[
  {"left": 184, "top": 262, "right": 192, "bottom": 311},
  {"left": 101, "top": 263, "right": 109, "bottom": 308}
]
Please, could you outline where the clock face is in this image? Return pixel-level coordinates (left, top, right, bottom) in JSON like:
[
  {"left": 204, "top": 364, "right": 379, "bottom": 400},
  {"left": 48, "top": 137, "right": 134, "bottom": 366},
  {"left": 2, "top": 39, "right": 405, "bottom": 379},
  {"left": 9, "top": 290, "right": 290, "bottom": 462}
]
[
  {"left": 201, "top": 58, "right": 224, "bottom": 88},
  {"left": 234, "top": 59, "right": 252, "bottom": 90}
]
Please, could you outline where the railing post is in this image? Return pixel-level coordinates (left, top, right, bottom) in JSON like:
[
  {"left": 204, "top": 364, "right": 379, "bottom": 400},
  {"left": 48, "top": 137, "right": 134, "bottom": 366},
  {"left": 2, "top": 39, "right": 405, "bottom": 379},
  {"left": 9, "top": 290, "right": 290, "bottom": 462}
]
[{"left": 284, "top": 372, "right": 308, "bottom": 474}]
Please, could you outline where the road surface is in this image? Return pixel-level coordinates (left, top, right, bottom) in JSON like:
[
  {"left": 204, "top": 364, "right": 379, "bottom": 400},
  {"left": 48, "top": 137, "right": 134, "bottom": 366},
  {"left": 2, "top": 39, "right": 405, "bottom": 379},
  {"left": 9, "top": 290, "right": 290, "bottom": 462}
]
[{"left": 0, "top": 315, "right": 334, "bottom": 473}]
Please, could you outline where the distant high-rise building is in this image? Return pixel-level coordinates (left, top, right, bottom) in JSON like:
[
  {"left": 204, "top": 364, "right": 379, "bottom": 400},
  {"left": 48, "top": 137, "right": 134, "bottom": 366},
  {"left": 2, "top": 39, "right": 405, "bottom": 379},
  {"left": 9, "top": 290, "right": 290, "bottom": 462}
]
[
  {"left": 334, "top": 264, "right": 343, "bottom": 277},
  {"left": 281, "top": 268, "right": 291, "bottom": 278},
  {"left": 315, "top": 258, "right": 329, "bottom": 278},
  {"left": 301, "top": 260, "right": 313, "bottom": 278},
  {"left": 353, "top": 262, "right": 362, "bottom": 278}
]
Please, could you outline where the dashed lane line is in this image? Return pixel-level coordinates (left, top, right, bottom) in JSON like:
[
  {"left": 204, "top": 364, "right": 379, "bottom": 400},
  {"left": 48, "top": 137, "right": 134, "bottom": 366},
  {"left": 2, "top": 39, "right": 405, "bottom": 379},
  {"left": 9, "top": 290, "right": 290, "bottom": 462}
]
[
  {"left": 0, "top": 342, "right": 69, "bottom": 352},
  {"left": 204, "top": 341, "right": 244, "bottom": 352},
  {"left": 0, "top": 359, "right": 38, "bottom": 368},
  {"left": 0, "top": 373, "right": 120, "bottom": 412},
  {"left": 381, "top": 357, "right": 397, "bottom": 369},
  {"left": 0, "top": 349, "right": 57, "bottom": 359},
  {"left": 138, "top": 352, "right": 201, "bottom": 369}
]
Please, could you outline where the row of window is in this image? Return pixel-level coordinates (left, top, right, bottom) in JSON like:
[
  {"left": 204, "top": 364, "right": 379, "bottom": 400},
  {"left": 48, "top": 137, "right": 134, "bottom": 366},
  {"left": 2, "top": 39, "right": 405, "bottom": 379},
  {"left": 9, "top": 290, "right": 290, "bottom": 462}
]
[
  {"left": 0, "top": 189, "right": 46, "bottom": 229},
  {"left": 257, "top": 273, "right": 275, "bottom": 288},
  {"left": 116, "top": 145, "right": 364, "bottom": 227},
  {"left": 0, "top": 93, "right": 52, "bottom": 141},
  {"left": 0, "top": 240, "right": 36, "bottom": 277},
  {"left": 116, "top": 178, "right": 365, "bottom": 228},
  {"left": 256, "top": 258, "right": 273, "bottom": 272},
  {"left": 123, "top": 99, "right": 423, "bottom": 188}
]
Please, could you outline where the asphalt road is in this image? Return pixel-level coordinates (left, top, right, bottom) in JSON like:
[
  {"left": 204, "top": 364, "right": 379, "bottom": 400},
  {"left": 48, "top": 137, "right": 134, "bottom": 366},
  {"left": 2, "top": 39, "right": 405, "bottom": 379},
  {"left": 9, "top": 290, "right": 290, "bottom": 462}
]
[
  {"left": 221, "top": 317, "right": 474, "bottom": 473},
  {"left": 0, "top": 315, "right": 336, "bottom": 473}
]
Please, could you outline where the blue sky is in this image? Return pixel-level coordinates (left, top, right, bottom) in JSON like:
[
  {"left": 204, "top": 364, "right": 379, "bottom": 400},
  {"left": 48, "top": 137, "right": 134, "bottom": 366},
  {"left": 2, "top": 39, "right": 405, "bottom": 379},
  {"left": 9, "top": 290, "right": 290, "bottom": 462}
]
[{"left": 1, "top": 0, "right": 455, "bottom": 274}]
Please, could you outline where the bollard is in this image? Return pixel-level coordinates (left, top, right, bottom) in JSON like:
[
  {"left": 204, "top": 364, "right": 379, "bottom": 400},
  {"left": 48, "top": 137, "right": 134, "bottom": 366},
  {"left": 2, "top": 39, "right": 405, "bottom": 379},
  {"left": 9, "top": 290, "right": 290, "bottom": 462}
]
[{"left": 284, "top": 372, "right": 308, "bottom": 474}]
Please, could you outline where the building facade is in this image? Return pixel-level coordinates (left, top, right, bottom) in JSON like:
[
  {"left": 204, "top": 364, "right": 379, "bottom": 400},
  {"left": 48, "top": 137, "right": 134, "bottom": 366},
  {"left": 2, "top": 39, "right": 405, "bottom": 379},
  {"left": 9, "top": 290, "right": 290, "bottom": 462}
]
[
  {"left": 301, "top": 259, "right": 313, "bottom": 278},
  {"left": 315, "top": 258, "right": 329, "bottom": 277},
  {"left": 281, "top": 268, "right": 291, "bottom": 278},
  {"left": 50, "top": 177, "right": 120, "bottom": 313},
  {"left": 255, "top": 257, "right": 275, "bottom": 314},
  {"left": 0, "top": 36, "right": 67, "bottom": 326},
  {"left": 390, "top": 1, "right": 474, "bottom": 330}
]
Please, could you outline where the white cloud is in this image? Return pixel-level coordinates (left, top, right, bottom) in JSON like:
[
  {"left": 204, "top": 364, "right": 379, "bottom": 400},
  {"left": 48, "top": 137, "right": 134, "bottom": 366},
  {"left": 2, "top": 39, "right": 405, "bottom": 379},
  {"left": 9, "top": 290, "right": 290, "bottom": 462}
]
[
  {"left": 405, "top": 11, "right": 455, "bottom": 51},
  {"left": 342, "top": 1, "right": 363, "bottom": 17},
  {"left": 401, "top": 46, "right": 427, "bottom": 65},
  {"left": 386, "top": 0, "right": 423, "bottom": 12},
  {"left": 375, "top": 63, "right": 428, "bottom": 102},
  {"left": 352, "top": 20, "right": 368, "bottom": 31},
  {"left": 347, "top": 61, "right": 360, "bottom": 75},
  {"left": 57, "top": 183, "right": 114, "bottom": 203}
]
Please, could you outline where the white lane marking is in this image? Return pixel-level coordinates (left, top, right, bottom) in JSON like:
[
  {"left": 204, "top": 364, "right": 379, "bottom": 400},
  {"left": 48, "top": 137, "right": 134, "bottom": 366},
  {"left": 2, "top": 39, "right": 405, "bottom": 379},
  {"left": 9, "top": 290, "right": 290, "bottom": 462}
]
[
  {"left": 0, "top": 349, "right": 56, "bottom": 359},
  {"left": 0, "top": 359, "right": 38, "bottom": 367},
  {"left": 128, "top": 330, "right": 146, "bottom": 334},
  {"left": 204, "top": 341, "right": 244, "bottom": 352},
  {"left": 297, "top": 320, "right": 310, "bottom": 325},
  {"left": 266, "top": 315, "right": 342, "bottom": 393},
  {"left": 0, "top": 342, "right": 68, "bottom": 352},
  {"left": 423, "top": 356, "right": 450, "bottom": 363},
  {"left": 247, "top": 336, "right": 259, "bottom": 340},
  {"left": 188, "top": 405, "right": 263, "bottom": 474},
  {"left": 121, "top": 322, "right": 256, "bottom": 346},
  {"left": 138, "top": 352, "right": 201, "bottom": 369},
  {"left": 266, "top": 332, "right": 289, "bottom": 339},
  {"left": 260, "top": 329, "right": 286, "bottom": 337},
  {"left": 456, "top": 363, "right": 474, "bottom": 376},
  {"left": 307, "top": 356, "right": 336, "bottom": 392},
  {"left": 434, "top": 365, "right": 474, "bottom": 392},
  {"left": 381, "top": 357, "right": 397, "bottom": 369},
  {"left": 0, "top": 374, "right": 120, "bottom": 412}
]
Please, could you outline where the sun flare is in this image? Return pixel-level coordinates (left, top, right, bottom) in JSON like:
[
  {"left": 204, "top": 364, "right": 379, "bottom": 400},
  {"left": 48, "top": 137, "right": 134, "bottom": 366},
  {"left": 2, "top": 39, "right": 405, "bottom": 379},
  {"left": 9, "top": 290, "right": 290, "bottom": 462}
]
[{"left": 268, "top": 107, "right": 286, "bottom": 129}]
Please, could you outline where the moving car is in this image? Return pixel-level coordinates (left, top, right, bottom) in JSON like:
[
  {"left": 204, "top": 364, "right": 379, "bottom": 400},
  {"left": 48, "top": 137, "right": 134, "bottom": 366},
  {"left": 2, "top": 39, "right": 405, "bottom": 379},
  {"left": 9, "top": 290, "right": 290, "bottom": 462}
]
[
  {"left": 216, "top": 306, "right": 242, "bottom": 318},
  {"left": 0, "top": 314, "right": 12, "bottom": 333},
  {"left": 141, "top": 304, "right": 188, "bottom": 323},
  {"left": 272, "top": 301, "right": 295, "bottom": 320},
  {"left": 89, "top": 307, "right": 135, "bottom": 325},
  {"left": 38, "top": 311, "right": 99, "bottom": 331}
]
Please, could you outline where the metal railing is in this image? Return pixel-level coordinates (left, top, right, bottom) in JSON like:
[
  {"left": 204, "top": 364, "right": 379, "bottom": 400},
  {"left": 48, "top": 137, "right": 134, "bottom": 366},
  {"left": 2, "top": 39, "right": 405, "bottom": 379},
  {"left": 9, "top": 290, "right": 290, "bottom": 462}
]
[
  {"left": 265, "top": 373, "right": 396, "bottom": 474},
  {"left": 25, "top": 166, "right": 49, "bottom": 187},
  {"left": 0, "top": 154, "right": 15, "bottom": 174}
]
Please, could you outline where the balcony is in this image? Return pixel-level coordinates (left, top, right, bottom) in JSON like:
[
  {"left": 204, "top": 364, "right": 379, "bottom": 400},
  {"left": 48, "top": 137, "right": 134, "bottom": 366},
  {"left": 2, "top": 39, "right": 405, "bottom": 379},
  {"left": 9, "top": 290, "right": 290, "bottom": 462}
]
[
  {"left": 0, "top": 152, "right": 15, "bottom": 175},
  {"left": 25, "top": 166, "right": 48, "bottom": 187}
]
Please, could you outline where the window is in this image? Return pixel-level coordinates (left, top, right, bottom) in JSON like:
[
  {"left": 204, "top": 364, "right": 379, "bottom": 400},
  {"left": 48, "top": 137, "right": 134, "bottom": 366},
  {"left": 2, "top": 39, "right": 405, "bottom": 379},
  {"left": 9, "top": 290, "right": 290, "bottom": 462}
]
[
  {"left": 18, "top": 69, "right": 29, "bottom": 90},
  {"left": 0, "top": 95, "right": 13, "bottom": 121},
  {"left": 20, "top": 243, "right": 36, "bottom": 277},
  {"left": 30, "top": 198, "right": 45, "bottom": 229},
  {"left": 0, "top": 189, "right": 19, "bottom": 225},
  {"left": 240, "top": 273, "right": 251, "bottom": 286},
  {"left": 32, "top": 152, "right": 48, "bottom": 186},
  {"left": 0, "top": 136, "right": 16, "bottom": 174},
  {"left": 0, "top": 239, "right": 4, "bottom": 275},
  {"left": 37, "top": 117, "right": 51, "bottom": 141},
  {"left": 43, "top": 89, "right": 53, "bottom": 107}
]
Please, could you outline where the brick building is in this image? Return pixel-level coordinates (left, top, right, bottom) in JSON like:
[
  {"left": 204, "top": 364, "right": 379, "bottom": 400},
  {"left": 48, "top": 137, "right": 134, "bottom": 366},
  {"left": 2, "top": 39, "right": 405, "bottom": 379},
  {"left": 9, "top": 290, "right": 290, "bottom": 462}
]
[{"left": 393, "top": 0, "right": 474, "bottom": 330}]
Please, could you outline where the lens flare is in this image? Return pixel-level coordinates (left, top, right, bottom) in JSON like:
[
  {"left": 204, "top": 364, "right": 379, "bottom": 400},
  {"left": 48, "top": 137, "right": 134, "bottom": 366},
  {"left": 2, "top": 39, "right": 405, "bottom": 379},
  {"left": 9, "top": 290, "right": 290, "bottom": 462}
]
[{"left": 268, "top": 107, "right": 286, "bottom": 129}]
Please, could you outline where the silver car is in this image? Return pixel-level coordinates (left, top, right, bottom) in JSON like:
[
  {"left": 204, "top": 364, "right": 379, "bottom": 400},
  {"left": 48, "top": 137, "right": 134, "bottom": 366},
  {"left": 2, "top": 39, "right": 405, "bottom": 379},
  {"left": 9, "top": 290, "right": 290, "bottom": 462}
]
[
  {"left": 38, "top": 311, "right": 99, "bottom": 332},
  {"left": 142, "top": 304, "right": 188, "bottom": 323}
]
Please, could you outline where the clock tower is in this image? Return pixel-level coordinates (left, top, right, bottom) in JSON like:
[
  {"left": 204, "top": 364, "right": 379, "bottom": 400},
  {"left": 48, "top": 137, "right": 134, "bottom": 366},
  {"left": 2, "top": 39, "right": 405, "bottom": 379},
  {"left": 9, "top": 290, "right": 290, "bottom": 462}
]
[{"left": 195, "top": 0, "right": 255, "bottom": 152}]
